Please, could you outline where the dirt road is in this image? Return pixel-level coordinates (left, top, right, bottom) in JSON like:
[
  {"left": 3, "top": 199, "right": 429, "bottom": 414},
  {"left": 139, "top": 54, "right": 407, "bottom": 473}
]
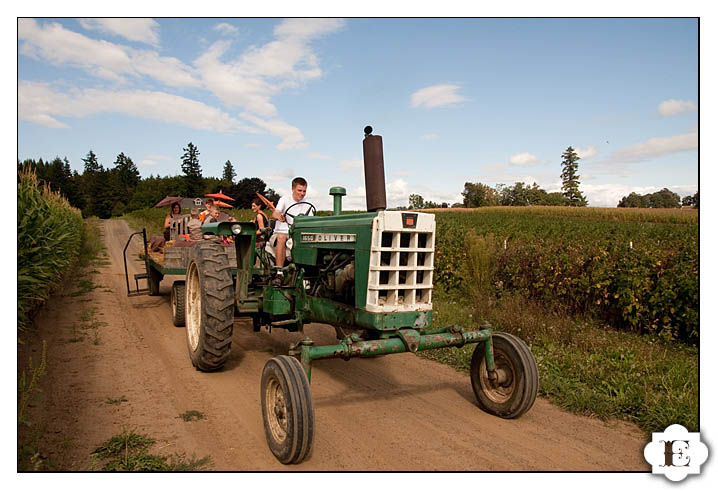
[{"left": 21, "top": 219, "right": 651, "bottom": 471}]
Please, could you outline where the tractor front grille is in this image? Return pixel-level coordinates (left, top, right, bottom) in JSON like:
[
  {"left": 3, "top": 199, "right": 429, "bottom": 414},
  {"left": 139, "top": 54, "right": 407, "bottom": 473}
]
[{"left": 366, "top": 211, "right": 435, "bottom": 313}]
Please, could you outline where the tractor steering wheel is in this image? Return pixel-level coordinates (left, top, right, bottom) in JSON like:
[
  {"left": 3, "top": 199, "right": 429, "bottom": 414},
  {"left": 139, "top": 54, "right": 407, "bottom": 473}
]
[{"left": 284, "top": 202, "right": 317, "bottom": 223}]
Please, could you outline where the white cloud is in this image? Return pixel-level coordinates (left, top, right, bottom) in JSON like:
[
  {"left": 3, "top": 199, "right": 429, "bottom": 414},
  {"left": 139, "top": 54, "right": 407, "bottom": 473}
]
[
  {"left": 386, "top": 179, "right": 410, "bottom": 207},
  {"left": 306, "top": 152, "right": 334, "bottom": 160},
  {"left": 339, "top": 158, "right": 363, "bottom": 173},
  {"left": 658, "top": 99, "right": 697, "bottom": 117},
  {"left": 611, "top": 130, "right": 697, "bottom": 163},
  {"left": 411, "top": 84, "right": 468, "bottom": 109},
  {"left": 575, "top": 145, "right": 597, "bottom": 160},
  {"left": 214, "top": 22, "right": 239, "bottom": 36},
  {"left": 139, "top": 159, "right": 160, "bottom": 167},
  {"left": 78, "top": 18, "right": 161, "bottom": 46},
  {"left": 261, "top": 168, "right": 296, "bottom": 184},
  {"left": 18, "top": 19, "right": 199, "bottom": 88},
  {"left": 508, "top": 152, "right": 540, "bottom": 166},
  {"left": 144, "top": 154, "right": 171, "bottom": 161},
  {"left": 18, "top": 18, "right": 346, "bottom": 151},
  {"left": 241, "top": 113, "right": 307, "bottom": 150},
  {"left": 422, "top": 134, "right": 440, "bottom": 141},
  {"left": 18, "top": 82, "right": 260, "bottom": 134}
]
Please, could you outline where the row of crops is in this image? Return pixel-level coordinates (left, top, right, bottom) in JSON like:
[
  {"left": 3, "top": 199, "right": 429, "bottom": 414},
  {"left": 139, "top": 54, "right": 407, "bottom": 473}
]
[
  {"left": 18, "top": 167, "right": 83, "bottom": 332},
  {"left": 431, "top": 207, "right": 698, "bottom": 343}
]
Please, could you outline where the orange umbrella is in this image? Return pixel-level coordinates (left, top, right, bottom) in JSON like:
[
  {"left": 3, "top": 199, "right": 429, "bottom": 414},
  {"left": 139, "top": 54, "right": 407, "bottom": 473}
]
[
  {"left": 255, "top": 192, "right": 276, "bottom": 211},
  {"left": 205, "top": 189, "right": 234, "bottom": 201},
  {"left": 214, "top": 200, "right": 233, "bottom": 208}
]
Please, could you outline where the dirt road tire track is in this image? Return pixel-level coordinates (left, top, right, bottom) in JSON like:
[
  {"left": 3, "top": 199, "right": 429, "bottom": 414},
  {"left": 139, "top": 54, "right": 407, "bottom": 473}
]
[{"left": 22, "top": 219, "right": 651, "bottom": 471}]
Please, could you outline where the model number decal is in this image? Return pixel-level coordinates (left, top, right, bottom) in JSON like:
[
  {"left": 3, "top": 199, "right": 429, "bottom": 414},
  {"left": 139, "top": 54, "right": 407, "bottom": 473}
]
[{"left": 301, "top": 233, "right": 356, "bottom": 243}]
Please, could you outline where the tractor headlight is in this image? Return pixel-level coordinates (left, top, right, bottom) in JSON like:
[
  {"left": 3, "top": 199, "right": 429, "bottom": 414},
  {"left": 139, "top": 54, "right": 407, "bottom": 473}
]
[{"left": 231, "top": 224, "right": 242, "bottom": 235}]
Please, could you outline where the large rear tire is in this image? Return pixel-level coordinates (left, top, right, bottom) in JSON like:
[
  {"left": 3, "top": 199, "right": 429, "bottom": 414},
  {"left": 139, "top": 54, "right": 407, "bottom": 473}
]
[
  {"left": 185, "top": 242, "right": 235, "bottom": 371},
  {"left": 171, "top": 281, "right": 186, "bottom": 327},
  {"left": 470, "top": 332, "right": 538, "bottom": 419},
  {"left": 261, "top": 356, "right": 314, "bottom": 464}
]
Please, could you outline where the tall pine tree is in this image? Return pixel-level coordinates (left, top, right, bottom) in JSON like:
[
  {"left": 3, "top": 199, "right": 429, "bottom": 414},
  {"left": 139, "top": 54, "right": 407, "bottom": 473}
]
[
  {"left": 222, "top": 160, "right": 236, "bottom": 186},
  {"left": 181, "top": 142, "right": 203, "bottom": 197},
  {"left": 560, "top": 146, "right": 587, "bottom": 207}
]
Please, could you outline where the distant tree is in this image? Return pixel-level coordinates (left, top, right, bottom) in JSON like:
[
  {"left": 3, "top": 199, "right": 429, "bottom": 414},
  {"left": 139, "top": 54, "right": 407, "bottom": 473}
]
[
  {"left": 693, "top": 191, "right": 699, "bottom": 209},
  {"left": 462, "top": 182, "right": 498, "bottom": 207},
  {"left": 681, "top": 194, "right": 694, "bottom": 207},
  {"left": 424, "top": 199, "right": 440, "bottom": 209},
  {"left": 265, "top": 187, "right": 280, "bottom": 205},
  {"left": 441, "top": 202, "right": 449, "bottom": 208},
  {"left": 409, "top": 194, "right": 425, "bottom": 209},
  {"left": 222, "top": 160, "right": 236, "bottom": 186},
  {"left": 618, "top": 189, "right": 680, "bottom": 208},
  {"left": 617, "top": 192, "right": 649, "bottom": 208},
  {"left": 82, "top": 150, "right": 102, "bottom": 174},
  {"left": 112, "top": 152, "right": 140, "bottom": 201},
  {"left": 229, "top": 177, "right": 271, "bottom": 209},
  {"left": 499, "top": 182, "right": 532, "bottom": 206},
  {"left": 648, "top": 188, "right": 681, "bottom": 208},
  {"left": 80, "top": 150, "right": 107, "bottom": 217},
  {"left": 126, "top": 174, "right": 185, "bottom": 212},
  {"left": 181, "top": 142, "right": 203, "bottom": 197},
  {"left": 541, "top": 192, "right": 567, "bottom": 206},
  {"left": 560, "top": 146, "right": 587, "bottom": 206}
]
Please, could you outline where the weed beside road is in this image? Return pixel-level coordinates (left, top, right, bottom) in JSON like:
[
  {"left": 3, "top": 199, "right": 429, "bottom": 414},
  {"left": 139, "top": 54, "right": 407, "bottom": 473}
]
[{"left": 425, "top": 289, "right": 698, "bottom": 434}]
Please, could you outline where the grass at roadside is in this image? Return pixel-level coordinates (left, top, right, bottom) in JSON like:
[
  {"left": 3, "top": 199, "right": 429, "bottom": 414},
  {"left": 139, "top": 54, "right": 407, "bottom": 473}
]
[
  {"left": 18, "top": 218, "right": 108, "bottom": 471},
  {"left": 422, "top": 289, "right": 698, "bottom": 434},
  {"left": 91, "top": 430, "right": 212, "bottom": 471}
]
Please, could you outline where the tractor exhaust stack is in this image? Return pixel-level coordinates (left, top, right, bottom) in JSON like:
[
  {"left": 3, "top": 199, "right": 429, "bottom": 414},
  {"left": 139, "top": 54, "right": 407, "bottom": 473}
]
[{"left": 362, "top": 125, "right": 387, "bottom": 212}]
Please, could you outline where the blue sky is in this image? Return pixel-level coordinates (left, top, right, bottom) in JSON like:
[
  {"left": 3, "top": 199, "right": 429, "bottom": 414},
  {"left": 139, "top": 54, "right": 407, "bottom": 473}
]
[{"left": 17, "top": 17, "right": 699, "bottom": 209}]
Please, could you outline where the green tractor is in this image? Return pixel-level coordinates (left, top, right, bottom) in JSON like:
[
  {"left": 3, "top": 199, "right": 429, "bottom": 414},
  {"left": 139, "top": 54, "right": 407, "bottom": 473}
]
[{"left": 182, "top": 127, "right": 538, "bottom": 464}]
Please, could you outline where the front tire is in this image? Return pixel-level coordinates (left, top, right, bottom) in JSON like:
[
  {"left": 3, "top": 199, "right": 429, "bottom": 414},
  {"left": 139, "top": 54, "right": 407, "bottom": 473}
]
[
  {"left": 470, "top": 332, "right": 538, "bottom": 419},
  {"left": 185, "top": 242, "right": 235, "bottom": 371},
  {"left": 261, "top": 356, "right": 314, "bottom": 464}
]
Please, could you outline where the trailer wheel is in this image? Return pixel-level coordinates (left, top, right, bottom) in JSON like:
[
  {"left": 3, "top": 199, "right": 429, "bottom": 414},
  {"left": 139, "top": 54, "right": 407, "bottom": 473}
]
[
  {"left": 470, "top": 332, "right": 538, "bottom": 419},
  {"left": 185, "top": 242, "right": 235, "bottom": 371},
  {"left": 261, "top": 355, "right": 314, "bottom": 464},
  {"left": 171, "top": 281, "right": 186, "bottom": 327},
  {"left": 148, "top": 267, "right": 162, "bottom": 296}
]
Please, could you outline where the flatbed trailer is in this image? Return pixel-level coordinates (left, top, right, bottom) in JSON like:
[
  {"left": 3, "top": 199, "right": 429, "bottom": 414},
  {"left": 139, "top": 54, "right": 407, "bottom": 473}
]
[{"left": 123, "top": 229, "right": 237, "bottom": 326}]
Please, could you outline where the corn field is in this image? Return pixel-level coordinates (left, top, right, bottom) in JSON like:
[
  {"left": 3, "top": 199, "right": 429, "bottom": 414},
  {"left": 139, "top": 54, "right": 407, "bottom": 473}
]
[{"left": 18, "top": 166, "right": 83, "bottom": 332}]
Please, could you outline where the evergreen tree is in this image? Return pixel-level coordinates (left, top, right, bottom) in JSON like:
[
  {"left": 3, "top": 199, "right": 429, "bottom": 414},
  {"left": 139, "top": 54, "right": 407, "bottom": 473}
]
[
  {"left": 181, "top": 142, "right": 203, "bottom": 197},
  {"left": 82, "top": 150, "right": 102, "bottom": 174},
  {"left": 113, "top": 152, "right": 140, "bottom": 199},
  {"left": 80, "top": 150, "right": 105, "bottom": 217},
  {"left": 560, "top": 146, "right": 587, "bottom": 206},
  {"left": 222, "top": 160, "right": 236, "bottom": 186}
]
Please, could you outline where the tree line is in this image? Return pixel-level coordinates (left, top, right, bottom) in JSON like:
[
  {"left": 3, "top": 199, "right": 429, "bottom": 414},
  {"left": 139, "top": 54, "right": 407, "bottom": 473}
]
[
  {"left": 406, "top": 146, "right": 696, "bottom": 209},
  {"left": 617, "top": 189, "right": 698, "bottom": 209},
  {"left": 18, "top": 142, "right": 280, "bottom": 219}
]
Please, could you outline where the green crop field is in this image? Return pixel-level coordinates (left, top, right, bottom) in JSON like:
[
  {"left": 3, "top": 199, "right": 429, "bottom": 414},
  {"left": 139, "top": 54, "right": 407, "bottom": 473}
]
[{"left": 430, "top": 206, "right": 698, "bottom": 343}]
